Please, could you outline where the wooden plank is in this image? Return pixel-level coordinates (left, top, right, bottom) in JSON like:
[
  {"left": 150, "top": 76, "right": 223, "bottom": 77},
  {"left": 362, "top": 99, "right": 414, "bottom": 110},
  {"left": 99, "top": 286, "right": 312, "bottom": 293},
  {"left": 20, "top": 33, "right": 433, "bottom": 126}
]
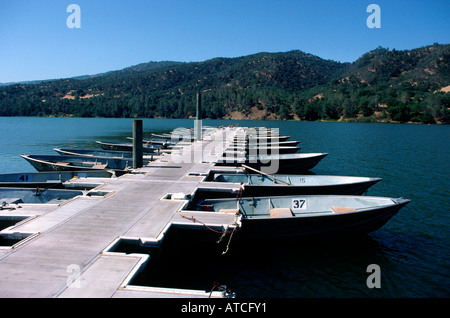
[
  {"left": 331, "top": 206, "right": 357, "bottom": 213},
  {"left": 270, "top": 208, "right": 293, "bottom": 217}
]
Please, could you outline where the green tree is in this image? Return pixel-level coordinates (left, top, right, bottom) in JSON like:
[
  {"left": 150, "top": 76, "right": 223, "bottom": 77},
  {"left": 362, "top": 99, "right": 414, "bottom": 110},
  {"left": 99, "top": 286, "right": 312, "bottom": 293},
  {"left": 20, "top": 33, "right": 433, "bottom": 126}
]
[{"left": 387, "top": 100, "right": 410, "bottom": 122}]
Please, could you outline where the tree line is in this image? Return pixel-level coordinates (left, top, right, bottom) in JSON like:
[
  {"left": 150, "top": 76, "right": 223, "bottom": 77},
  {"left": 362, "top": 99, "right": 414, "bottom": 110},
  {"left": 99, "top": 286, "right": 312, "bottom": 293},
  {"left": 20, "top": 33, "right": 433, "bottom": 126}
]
[{"left": 1, "top": 45, "right": 449, "bottom": 123}]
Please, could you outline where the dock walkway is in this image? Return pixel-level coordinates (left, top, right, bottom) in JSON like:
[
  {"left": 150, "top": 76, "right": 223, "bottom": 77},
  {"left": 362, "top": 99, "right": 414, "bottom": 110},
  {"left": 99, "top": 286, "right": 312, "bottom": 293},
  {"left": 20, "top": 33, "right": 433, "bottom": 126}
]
[{"left": 0, "top": 127, "right": 241, "bottom": 298}]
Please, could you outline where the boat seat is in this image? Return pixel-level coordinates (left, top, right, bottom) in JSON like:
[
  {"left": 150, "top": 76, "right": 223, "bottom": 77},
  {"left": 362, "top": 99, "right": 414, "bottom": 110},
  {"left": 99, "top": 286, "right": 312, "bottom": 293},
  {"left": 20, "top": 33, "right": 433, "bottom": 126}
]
[
  {"left": 218, "top": 209, "right": 239, "bottom": 214},
  {"left": 270, "top": 208, "right": 294, "bottom": 218},
  {"left": 56, "top": 162, "right": 70, "bottom": 166},
  {"left": 331, "top": 206, "right": 357, "bottom": 213},
  {"left": 92, "top": 164, "right": 108, "bottom": 169}
]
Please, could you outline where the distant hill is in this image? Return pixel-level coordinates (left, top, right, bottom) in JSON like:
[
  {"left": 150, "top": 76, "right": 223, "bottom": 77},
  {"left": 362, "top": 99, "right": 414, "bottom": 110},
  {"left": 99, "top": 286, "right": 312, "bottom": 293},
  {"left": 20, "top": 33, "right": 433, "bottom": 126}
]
[
  {"left": 1, "top": 44, "right": 448, "bottom": 123},
  {"left": 300, "top": 44, "right": 450, "bottom": 123}
]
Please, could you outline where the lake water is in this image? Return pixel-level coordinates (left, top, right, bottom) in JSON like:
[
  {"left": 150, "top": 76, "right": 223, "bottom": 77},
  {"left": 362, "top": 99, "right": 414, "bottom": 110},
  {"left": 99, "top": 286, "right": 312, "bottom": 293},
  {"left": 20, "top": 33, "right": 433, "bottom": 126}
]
[{"left": 0, "top": 117, "right": 449, "bottom": 297}]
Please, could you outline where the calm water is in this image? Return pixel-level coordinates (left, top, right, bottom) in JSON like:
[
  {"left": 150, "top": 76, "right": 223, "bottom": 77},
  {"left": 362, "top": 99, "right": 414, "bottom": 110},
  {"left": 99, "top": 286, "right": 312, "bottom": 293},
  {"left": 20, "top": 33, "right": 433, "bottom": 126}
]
[{"left": 0, "top": 117, "right": 449, "bottom": 297}]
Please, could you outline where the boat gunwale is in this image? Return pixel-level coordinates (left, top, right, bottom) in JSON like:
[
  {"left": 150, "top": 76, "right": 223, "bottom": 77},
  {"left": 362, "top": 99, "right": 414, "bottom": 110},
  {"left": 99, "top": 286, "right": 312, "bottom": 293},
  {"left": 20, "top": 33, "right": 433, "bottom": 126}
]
[
  {"left": 211, "top": 173, "right": 382, "bottom": 187},
  {"left": 191, "top": 195, "right": 410, "bottom": 220},
  {"left": 20, "top": 154, "right": 131, "bottom": 173}
]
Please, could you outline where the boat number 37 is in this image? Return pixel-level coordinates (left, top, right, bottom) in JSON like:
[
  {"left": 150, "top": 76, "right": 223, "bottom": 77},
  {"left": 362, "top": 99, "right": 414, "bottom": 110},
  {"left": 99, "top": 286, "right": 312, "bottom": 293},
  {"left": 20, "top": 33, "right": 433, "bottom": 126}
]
[{"left": 292, "top": 198, "right": 307, "bottom": 210}]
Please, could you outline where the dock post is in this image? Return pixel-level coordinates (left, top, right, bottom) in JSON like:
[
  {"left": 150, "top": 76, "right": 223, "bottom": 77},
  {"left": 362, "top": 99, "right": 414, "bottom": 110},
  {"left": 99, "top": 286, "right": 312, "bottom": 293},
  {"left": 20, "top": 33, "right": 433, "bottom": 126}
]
[
  {"left": 133, "top": 119, "right": 143, "bottom": 169},
  {"left": 195, "top": 92, "right": 202, "bottom": 141}
]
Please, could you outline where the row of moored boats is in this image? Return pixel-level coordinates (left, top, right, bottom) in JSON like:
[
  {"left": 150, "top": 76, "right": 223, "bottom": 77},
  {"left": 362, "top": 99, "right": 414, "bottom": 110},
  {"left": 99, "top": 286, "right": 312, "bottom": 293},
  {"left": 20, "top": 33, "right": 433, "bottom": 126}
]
[
  {"left": 181, "top": 127, "right": 410, "bottom": 239},
  {"left": 1, "top": 126, "right": 410, "bottom": 240}
]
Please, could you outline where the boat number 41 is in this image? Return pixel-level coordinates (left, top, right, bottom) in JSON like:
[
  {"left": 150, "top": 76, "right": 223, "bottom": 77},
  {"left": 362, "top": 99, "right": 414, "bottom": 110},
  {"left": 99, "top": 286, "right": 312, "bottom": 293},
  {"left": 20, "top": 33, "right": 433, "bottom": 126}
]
[
  {"left": 292, "top": 198, "right": 307, "bottom": 210},
  {"left": 17, "top": 174, "right": 32, "bottom": 182}
]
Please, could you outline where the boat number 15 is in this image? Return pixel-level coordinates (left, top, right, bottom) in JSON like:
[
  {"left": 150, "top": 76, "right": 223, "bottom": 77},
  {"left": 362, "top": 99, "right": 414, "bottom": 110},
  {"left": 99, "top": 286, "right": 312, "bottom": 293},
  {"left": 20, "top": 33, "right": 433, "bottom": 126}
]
[{"left": 292, "top": 198, "right": 307, "bottom": 210}]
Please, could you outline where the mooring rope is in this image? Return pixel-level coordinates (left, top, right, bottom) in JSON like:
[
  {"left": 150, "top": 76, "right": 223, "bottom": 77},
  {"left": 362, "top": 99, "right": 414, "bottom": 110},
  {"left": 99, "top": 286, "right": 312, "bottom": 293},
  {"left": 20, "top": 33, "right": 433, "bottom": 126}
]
[
  {"left": 180, "top": 214, "right": 239, "bottom": 255},
  {"left": 180, "top": 215, "right": 236, "bottom": 234},
  {"left": 221, "top": 226, "right": 237, "bottom": 255},
  {"left": 209, "top": 281, "right": 232, "bottom": 298},
  {"left": 0, "top": 202, "right": 16, "bottom": 211}
]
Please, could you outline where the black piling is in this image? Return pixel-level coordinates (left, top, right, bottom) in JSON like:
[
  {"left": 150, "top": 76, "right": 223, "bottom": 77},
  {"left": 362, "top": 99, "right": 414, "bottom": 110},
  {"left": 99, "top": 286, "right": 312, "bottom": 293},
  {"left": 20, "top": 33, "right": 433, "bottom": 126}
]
[
  {"left": 133, "top": 119, "right": 143, "bottom": 169},
  {"left": 195, "top": 92, "right": 202, "bottom": 141}
]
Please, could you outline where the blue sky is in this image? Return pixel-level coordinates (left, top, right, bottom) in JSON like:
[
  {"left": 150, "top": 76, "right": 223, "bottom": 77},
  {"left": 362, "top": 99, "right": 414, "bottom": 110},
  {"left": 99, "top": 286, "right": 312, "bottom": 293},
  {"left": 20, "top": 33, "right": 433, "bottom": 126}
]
[{"left": 1, "top": 0, "right": 449, "bottom": 83}]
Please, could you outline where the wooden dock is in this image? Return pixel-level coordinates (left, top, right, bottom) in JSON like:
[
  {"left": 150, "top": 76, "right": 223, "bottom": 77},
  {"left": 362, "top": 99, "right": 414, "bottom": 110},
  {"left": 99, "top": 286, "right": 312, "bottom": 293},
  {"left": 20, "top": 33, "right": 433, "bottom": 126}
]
[{"left": 0, "top": 126, "right": 243, "bottom": 298}]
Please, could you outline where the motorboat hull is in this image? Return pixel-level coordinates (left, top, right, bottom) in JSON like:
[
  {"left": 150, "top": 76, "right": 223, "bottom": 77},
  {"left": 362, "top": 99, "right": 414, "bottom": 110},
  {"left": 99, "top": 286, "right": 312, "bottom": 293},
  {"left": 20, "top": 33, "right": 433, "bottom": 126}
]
[
  {"left": 199, "top": 174, "right": 382, "bottom": 197},
  {"left": 0, "top": 170, "right": 114, "bottom": 188},
  {"left": 54, "top": 148, "right": 158, "bottom": 161},
  {"left": 239, "top": 202, "right": 407, "bottom": 239},
  {"left": 21, "top": 154, "right": 131, "bottom": 175},
  {"left": 216, "top": 153, "right": 328, "bottom": 173},
  {"left": 0, "top": 187, "right": 83, "bottom": 205},
  {"left": 189, "top": 195, "right": 410, "bottom": 239},
  {"left": 96, "top": 141, "right": 159, "bottom": 153}
]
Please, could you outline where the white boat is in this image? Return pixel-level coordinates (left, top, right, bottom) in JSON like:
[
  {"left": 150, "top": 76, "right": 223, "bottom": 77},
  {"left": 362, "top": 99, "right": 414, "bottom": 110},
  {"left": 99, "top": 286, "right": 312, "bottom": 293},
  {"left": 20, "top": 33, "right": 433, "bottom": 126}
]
[
  {"left": 96, "top": 141, "right": 161, "bottom": 153},
  {"left": 202, "top": 173, "right": 381, "bottom": 196},
  {"left": 0, "top": 170, "right": 114, "bottom": 188},
  {"left": 186, "top": 195, "right": 410, "bottom": 239},
  {"left": 216, "top": 153, "right": 328, "bottom": 173},
  {"left": 54, "top": 148, "right": 159, "bottom": 161},
  {"left": 21, "top": 154, "right": 132, "bottom": 175},
  {"left": 0, "top": 187, "right": 83, "bottom": 205}
]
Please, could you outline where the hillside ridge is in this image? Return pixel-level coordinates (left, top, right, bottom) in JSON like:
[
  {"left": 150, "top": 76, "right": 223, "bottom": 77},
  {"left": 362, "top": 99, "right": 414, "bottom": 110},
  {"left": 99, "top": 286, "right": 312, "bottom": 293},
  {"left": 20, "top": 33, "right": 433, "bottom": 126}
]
[{"left": 0, "top": 44, "right": 448, "bottom": 123}]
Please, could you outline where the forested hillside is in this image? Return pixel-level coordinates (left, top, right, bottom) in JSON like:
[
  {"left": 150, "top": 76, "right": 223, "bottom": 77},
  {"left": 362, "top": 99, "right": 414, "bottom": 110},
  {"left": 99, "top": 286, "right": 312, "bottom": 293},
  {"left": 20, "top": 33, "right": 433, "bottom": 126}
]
[{"left": 1, "top": 44, "right": 449, "bottom": 123}]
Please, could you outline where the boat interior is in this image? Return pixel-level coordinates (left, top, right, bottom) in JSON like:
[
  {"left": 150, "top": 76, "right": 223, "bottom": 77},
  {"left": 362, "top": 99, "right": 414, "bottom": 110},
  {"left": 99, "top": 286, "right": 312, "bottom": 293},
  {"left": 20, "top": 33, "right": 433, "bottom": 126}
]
[{"left": 185, "top": 195, "right": 399, "bottom": 218}]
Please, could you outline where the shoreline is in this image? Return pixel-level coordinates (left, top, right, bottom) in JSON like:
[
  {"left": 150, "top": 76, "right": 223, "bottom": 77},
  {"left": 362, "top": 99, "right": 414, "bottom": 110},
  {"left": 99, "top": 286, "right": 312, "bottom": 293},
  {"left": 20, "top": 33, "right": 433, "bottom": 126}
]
[{"left": 1, "top": 114, "right": 446, "bottom": 125}]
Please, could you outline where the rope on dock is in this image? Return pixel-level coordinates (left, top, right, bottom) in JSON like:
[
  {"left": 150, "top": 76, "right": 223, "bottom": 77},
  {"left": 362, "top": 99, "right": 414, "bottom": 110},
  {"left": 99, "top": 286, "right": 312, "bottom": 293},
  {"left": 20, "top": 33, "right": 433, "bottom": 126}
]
[
  {"left": 180, "top": 215, "right": 238, "bottom": 255},
  {"left": 180, "top": 215, "right": 236, "bottom": 234},
  {"left": 209, "top": 282, "right": 233, "bottom": 298},
  {"left": 221, "top": 225, "right": 236, "bottom": 255},
  {"left": 181, "top": 185, "right": 243, "bottom": 255},
  {"left": 0, "top": 202, "right": 16, "bottom": 211}
]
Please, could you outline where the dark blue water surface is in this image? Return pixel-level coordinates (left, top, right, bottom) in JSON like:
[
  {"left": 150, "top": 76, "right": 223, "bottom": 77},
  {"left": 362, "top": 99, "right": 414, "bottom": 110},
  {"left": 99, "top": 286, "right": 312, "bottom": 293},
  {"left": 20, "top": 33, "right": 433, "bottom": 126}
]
[{"left": 0, "top": 117, "right": 448, "bottom": 297}]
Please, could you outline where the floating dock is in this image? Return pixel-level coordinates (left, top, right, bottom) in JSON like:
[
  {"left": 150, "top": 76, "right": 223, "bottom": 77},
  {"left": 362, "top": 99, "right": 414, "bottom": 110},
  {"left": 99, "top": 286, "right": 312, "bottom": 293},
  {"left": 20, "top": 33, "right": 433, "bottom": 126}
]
[{"left": 0, "top": 126, "right": 245, "bottom": 298}]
